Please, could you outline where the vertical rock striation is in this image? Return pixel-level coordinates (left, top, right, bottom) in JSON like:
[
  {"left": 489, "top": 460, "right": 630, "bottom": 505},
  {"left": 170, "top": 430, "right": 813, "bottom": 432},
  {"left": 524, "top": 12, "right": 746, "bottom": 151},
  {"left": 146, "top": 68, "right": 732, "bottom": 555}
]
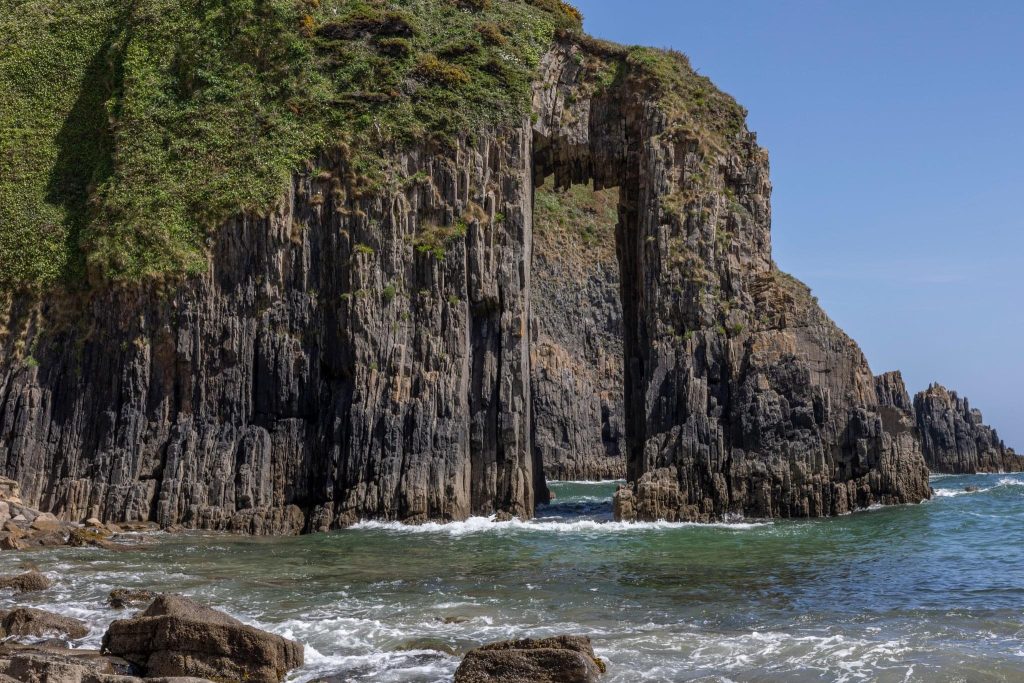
[
  {"left": 530, "top": 183, "right": 625, "bottom": 482},
  {"left": 913, "top": 384, "right": 1023, "bottom": 473},
  {"left": 0, "top": 29, "right": 933, "bottom": 531},
  {"left": 528, "top": 39, "right": 930, "bottom": 521},
  {"left": 1, "top": 130, "right": 542, "bottom": 532}
]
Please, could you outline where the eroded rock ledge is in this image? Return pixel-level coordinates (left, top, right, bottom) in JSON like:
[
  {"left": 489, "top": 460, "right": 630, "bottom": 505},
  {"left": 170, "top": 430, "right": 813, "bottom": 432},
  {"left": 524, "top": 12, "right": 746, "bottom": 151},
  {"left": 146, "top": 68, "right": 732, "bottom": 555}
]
[{"left": 0, "top": 33, "right": 932, "bottom": 531}]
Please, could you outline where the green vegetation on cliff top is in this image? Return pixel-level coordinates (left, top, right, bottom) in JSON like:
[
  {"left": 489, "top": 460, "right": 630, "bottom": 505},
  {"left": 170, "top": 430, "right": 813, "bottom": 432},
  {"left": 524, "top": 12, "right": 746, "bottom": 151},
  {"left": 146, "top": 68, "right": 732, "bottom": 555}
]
[{"left": 0, "top": 0, "right": 743, "bottom": 291}]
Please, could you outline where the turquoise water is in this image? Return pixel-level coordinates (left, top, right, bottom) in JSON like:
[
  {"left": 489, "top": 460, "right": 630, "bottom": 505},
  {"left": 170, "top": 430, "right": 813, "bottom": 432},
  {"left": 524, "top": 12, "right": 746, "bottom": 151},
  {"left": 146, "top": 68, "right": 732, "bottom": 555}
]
[{"left": 2, "top": 474, "right": 1023, "bottom": 681}]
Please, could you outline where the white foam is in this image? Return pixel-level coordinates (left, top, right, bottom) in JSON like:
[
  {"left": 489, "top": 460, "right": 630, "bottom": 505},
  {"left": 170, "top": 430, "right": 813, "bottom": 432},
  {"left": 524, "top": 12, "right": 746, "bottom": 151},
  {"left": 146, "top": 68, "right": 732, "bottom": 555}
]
[
  {"left": 540, "top": 495, "right": 611, "bottom": 504},
  {"left": 932, "top": 487, "right": 990, "bottom": 498},
  {"left": 932, "top": 477, "right": 1023, "bottom": 497},
  {"left": 349, "top": 515, "right": 768, "bottom": 536}
]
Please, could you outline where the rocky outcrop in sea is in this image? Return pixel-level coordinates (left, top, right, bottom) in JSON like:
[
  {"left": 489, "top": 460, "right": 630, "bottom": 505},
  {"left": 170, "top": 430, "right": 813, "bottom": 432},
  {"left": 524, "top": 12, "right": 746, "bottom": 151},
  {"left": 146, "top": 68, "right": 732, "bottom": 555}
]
[
  {"left": 0, "top": 591, "right": 303, "bottom": 682},
  {"left": 913, "top": 384, "right": 1023, "bottom": 474}
]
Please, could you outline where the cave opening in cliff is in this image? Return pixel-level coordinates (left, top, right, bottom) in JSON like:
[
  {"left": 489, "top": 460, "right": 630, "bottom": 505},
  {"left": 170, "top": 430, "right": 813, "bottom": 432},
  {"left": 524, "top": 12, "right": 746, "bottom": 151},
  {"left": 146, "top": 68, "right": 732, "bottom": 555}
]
[{"left": 529, "top": 175, "right": 628, "bottom": 502}]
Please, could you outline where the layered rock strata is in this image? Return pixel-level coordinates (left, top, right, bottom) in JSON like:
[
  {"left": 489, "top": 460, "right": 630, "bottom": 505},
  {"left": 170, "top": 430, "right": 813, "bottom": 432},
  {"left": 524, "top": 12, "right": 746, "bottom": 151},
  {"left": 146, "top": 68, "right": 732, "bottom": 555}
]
[
  {"left": 913, "top": 384, "right": 1023, "bottom": 473},
  {"left": 0, "top": 32, "right": 932, "bottom": 530}
]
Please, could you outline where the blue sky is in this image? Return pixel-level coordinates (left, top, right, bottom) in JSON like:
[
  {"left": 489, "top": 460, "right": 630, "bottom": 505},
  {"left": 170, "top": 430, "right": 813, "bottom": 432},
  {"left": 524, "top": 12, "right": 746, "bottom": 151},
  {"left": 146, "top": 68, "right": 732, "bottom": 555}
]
[{"left": 574, "top": 0, "right": 1024, "bottom": 447}]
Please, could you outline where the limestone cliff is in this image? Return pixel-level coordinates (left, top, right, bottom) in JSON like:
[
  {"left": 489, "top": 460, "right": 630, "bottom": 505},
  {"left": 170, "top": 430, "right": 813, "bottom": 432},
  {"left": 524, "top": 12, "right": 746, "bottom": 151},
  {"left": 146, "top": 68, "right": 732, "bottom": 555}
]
[
  {"left": 0, "top": 3, "right": 932, "bottom": 531},
  {"left": 914, "top": 384, "right": 1023, "bottom": 474}
]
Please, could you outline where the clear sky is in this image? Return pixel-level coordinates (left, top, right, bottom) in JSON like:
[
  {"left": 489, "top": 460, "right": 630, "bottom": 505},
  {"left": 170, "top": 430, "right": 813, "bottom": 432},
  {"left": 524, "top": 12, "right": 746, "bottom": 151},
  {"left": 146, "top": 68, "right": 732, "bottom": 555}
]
[{"left": 574, "top": 0, "right": 1024, "bottom": 447}]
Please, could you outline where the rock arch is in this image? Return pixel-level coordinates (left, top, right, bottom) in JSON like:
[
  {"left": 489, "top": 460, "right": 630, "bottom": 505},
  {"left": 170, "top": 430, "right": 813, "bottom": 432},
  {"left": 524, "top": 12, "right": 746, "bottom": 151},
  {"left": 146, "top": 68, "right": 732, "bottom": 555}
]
[
  {"left": 526, "top": 39, "right": 930, "bottom": 521},
  {"left": 0, "top": 38, "right": 930, "bottom": 531}
]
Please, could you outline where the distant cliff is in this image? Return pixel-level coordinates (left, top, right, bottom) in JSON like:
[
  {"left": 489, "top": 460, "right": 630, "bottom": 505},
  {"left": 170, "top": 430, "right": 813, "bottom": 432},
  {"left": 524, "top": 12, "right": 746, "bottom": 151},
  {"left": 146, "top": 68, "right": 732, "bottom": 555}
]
[
  {"left": 0, "top": 0, "right": 931, "bottom": 531},
  {"left": 914, "top": 384, "right": 1023, "bottom": 474},
  {"left": 531, "top": 182, "right": 625, "bottom": 482}
]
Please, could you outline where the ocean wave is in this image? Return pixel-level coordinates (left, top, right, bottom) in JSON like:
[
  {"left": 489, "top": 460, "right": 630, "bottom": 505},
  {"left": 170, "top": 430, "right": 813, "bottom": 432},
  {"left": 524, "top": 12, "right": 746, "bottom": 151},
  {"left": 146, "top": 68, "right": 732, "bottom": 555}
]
[
  {"left": 932, "top": 477, "right": 1023, "bottom": 498},
  {"left": 932, "top": 487, "right": 990, "bottom": 498},
  {"left": 540, "top": 495, "right": 612, "bottom": 504},
  {"left": 349, "top": 515, "right": 768, "bottom": 536},
  {"left": 288, "top": 645, "right": 455, "bottom": 683}
]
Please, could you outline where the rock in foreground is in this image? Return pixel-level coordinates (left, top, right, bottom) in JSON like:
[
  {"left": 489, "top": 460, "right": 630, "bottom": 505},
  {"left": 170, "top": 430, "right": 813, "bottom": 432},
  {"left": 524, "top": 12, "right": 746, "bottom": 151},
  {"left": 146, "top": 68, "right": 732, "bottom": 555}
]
[
  {"left": 0, "top": 569, "right": 51, "bottom": 593},
  {"left": 102, "top": 595, "right": 303, "bottom": 682},
  {"left": 0, "top": 607, "right": 89, "bottom": 640},
  {"left": 0, "top": 642, "right": 215, "bottom": 682},
  {"left": 454, "top": 635, "right": 605, "bottom": 683}
]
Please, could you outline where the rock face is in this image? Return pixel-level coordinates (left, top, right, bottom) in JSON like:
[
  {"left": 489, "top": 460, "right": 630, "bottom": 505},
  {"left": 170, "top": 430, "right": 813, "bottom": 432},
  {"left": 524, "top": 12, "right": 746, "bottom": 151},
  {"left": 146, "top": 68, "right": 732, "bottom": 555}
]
[
  {"left": 528, "top": 43, "right": 930, "bottom": 521},
  {"left": 102, "top": 594, "right": 303, "bottom": 682},
  {"left": 530, "top": 183, "right": 625, "bottom": 483},
  {"left": 0, "top": 27, "right": 931, "bottom": 529},
  {"left": 455, "top": 635, "right": 604, "bottom": 683},
  {"left": 913, "top": 384, "right": 1023, "bottom": 473}
]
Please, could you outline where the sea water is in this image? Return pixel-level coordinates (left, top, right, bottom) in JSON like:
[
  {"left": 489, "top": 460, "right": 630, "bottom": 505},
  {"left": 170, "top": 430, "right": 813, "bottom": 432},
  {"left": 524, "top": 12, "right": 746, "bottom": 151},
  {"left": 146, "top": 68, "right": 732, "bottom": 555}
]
[{"left": 2, "top": 474, "right": 1023, "bottom": 682}]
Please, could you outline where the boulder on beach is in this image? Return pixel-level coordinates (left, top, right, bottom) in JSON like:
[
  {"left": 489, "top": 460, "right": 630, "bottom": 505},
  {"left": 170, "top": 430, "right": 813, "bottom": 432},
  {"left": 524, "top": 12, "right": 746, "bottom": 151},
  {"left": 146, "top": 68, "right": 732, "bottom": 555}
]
[
  {"left": 102, "top": 594, "right": 303, "bottom": 682},
  {"left": 0, "top": 607, "right": 89, "bottom": 640},
  {"left": 0, "top": 569, "right": 51, "bottom": 593},
  {"left": 29, "top": 513, "right": 61, "bottom": 532},
  {"left": 454, "top": 635, "right": 605, "bottom": 683}
]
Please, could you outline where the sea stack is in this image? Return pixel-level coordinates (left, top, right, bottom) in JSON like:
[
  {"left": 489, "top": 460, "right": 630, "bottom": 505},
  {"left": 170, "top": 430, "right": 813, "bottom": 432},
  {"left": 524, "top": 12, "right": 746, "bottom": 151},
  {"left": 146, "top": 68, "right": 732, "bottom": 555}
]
[{"left": 914, "top": 384, "right": 1024, "bottom": 474}]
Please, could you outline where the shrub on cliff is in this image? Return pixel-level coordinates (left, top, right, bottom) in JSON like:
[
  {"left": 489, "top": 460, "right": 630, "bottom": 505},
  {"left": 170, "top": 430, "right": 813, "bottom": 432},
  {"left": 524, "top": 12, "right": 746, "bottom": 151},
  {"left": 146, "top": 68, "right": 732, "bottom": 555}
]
[
  {"left": 0, "top": 0, "right": 581, "bottom": 289},
  {"left": 0, "top": 0, "right": 744, "bottom": 293}
]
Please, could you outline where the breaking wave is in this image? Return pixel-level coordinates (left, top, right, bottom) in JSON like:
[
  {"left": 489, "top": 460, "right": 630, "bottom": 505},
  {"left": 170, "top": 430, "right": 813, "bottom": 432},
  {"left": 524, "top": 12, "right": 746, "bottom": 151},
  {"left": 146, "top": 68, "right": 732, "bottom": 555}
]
[{"left": 350, "top": 515, "right": 768, "bottom": 536}]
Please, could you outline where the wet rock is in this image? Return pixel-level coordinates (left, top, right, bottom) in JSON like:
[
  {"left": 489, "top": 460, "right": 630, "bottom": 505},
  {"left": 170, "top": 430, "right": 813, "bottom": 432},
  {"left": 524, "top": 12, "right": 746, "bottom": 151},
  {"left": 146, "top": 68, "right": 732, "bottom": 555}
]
[
  {"left": 455, "top": 635, "right": 605, "bottom": 683},
  {"left": 22, "top": 531, "right": 69, "bottom": 549},
  {"left": 439, "top": 615, "right": 470, "bottom": 624},
  {"left": 394, "top": 638, "right": 457, "bottom": 656},
  {"left": 964, "top": 485, "right": 980, "bottom": 493},
  {"left": 0, "top": 607, "right": 89, "bottom": 640},
  {"left": 102, "top": 594, "right": 303, "bottom": 682},
  {"left": 67, "top": 527, "right": 122, "bottom": 551},
  {"left": 914, "top": 384, "right": 1024, "bottom": 474},
  {"left": 0, "top": 569, "right": 51, "bottom": 593},
  {"left": 0, "top": 643, "right": 144, "bottom": 682},
  {"left": 84, "top": 517, "right": 104, "bottom": 528},
  {"left": 109, "top": 588, "right": 156, "bottom": 609},
  {"left": 33, "top": 638, "right": 70, "bottom": 649}
]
